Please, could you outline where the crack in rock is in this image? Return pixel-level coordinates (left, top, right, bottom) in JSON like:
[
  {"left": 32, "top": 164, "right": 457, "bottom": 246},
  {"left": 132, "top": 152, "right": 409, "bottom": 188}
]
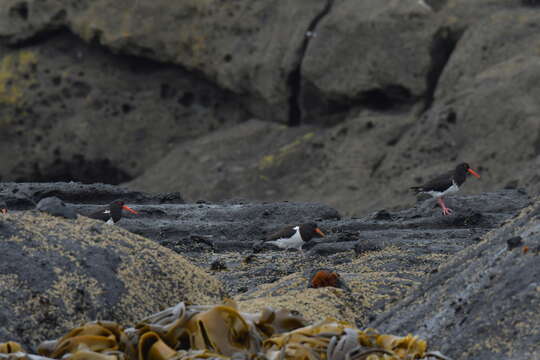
[
  {"left": 422, "top": 26, "right": 462, "bottom": 113},
  {"left": 287, "top": 0, "right": 334, "bottom": 127}
]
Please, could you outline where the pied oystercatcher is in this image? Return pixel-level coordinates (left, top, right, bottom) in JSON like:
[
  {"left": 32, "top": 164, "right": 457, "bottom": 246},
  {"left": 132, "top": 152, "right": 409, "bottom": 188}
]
[
  {"left": 411, "top": 162, "right": 480, "bottom": 215},
  {"left": 266, "top": 222, "right": 325, "bottom": 251},
  {"left": 88, "top": 200, "right": 138, "bottom": 224}
]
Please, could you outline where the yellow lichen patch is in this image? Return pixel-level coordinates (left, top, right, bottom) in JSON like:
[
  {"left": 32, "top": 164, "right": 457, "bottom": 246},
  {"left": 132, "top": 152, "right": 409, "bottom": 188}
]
[
  {"left": 0, "top": 51, "right": 38, "bottom": 106},
  {"left": 231, "top": 244, "right": 438, "bottom": 327},
  {"left": 237, "top": 287, "right": 357, "bottom": 325},
  {"left": 259, "top": 155, "right": 275, "bottom": 170},
  {"left": 258, "top": 132, "right": 316, "bottom": 170}
]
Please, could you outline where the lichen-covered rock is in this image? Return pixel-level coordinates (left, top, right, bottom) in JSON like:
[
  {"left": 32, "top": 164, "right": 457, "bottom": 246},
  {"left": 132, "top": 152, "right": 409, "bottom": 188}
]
[{"left": 0, "top": 211, "right": 224, "bottom": 348}]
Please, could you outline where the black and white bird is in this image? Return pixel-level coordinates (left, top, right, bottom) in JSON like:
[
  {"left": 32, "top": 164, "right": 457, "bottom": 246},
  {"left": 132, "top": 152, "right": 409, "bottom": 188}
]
[
  {"left": 0, "top": 200, "right": 7, "bottom": 214},
  {"left": 411, "top": 162, "right": 480, "bottom": 215},
  {"left": 265, "top": 222, "right": 325, "bottom": 251},
  {"left": 88, "top": 200, "right": 138, "bottom": 224}
]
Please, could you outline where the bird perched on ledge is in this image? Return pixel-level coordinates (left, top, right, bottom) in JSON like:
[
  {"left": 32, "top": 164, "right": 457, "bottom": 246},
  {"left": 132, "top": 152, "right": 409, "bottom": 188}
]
[
  {"left": 411, "top": 162, "right": 481, "bottom": 216},
  {"left": 266, "top": 222, "right": 325, "bottom": 251},
  {"left": 88, "top": 200, "right": 138, "bottom": 224}
]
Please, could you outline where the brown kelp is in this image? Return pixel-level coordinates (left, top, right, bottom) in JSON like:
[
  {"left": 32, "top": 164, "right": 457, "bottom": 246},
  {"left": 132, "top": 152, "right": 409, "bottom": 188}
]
[{"left": 0, "top": 301, "right": 451, "bottom": 360}]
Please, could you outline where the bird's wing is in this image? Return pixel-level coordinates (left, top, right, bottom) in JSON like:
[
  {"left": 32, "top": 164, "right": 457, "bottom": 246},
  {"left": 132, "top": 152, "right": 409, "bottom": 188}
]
[
  {"left": 266, "top": 226, "right": 296, "bottom": 241},
  {"left": 414, "top": 170, "right": 454, "bottom": 192},
  {"left": 88, "top": 208, "right": 109, "bottom": 221}
]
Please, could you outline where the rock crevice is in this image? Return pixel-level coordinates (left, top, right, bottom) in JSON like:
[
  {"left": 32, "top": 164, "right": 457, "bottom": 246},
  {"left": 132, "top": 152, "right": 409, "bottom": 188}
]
[
  {"left": 422, "top": 26, "right": 461, "bottom": 112},
  {"left": 287, "top": 0, "right": 334, "bottom": 126}
]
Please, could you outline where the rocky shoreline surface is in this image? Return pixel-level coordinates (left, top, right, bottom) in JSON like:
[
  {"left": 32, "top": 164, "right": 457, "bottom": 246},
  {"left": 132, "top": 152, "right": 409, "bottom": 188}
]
[{"left": 1, "top": 182, "right": 538, "bottom": 359}]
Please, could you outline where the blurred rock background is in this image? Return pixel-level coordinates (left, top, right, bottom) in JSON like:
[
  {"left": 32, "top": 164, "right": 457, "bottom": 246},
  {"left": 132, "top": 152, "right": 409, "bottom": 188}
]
[{"left": 1, "top": 0, "right": 539, "bottom": 215}]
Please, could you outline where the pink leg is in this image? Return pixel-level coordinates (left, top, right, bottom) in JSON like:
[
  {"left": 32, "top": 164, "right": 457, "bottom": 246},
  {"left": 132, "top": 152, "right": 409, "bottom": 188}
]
[{"left": 437, "top": 197, "right": 453, "bottom": 216}]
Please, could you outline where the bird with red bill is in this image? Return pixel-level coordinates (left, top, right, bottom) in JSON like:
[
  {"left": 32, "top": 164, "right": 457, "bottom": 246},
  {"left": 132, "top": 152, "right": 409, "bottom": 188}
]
[
  {"left": 88, "top": 200, "right": 138, "bottom": 224},
  {"left": 411, "top": 162, "right": 481, "bottom": 216},
  {"left": 265, "top": 222, "right": 325, "bottom": 252}
]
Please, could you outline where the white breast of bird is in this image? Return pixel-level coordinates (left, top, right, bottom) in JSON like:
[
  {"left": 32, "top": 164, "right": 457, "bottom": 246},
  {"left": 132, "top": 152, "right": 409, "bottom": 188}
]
[
  {"left": 427, "top": 181, "right": 459, "bottom": 198},
  {"left": 271, "top": 226, "right": 303, "bottom": 250}
]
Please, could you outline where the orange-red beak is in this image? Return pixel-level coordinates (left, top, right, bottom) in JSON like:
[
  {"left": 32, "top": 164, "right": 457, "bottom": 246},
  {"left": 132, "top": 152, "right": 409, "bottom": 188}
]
[
  {"left": 468, "top": 168, "right": 481, "bottom": 178},
  {"left": 1, "top": 208, "right": 7, "bottom": 214},
  {"left": 315, "top": 228, "right": 325, "bottom": 237},
  {"left": 122, "top": 205, "right": 138, "bottom": 214}
]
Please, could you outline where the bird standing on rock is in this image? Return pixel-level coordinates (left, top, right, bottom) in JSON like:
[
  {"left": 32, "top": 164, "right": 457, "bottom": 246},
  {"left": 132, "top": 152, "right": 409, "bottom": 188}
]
[
  {"left": 88, "top": 200, "right": 138, "bottom": 224},
  {"left": 265, "top": 222, "right": 325, "bottom": 251},
  {"left": 0, "top": 200, "right": 7, "bottom": 214},
  {"left": 411, "top": 162, "right": 481, "bottom": 216}
]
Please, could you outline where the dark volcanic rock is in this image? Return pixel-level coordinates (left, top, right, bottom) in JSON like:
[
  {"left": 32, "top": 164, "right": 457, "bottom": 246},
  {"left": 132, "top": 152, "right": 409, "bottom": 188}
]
[
  {"left": 231, "top": 189, "right": 531, "bottom": 326},
  {"left": 353, "top": 239, "right": 382, "bottom": 255},
  {"left": 0, "top": 30, "right": 247, "bottom": 183},
  {"left": 36, "top": 196, "right": 77, "bottom": 219},
  {"left": 369, "top": 198, "right": 540, "bottom": 360},
  {"left": 506, "top": 235, "right": 523, "bottom": 250},
  {"left": 0, "top": 0, "right": 539, "bottom": 218},
  {"left": 127, "top": 116, "right": 415, "bottom": 214},
  {"left": 0, "top": 182, "right": 184, "bottom": 208},
  {"left": 301, "top": 0, "right": 434, "bottom": 121},
  {"left": 0, "top": 0, "right": 328, "bottom": 124},
  {"left": 127, "top": 120, "right": 325, "bottom": 202},
  {"left": 123, "top": 2, "right": 539, "bottom": 216}
]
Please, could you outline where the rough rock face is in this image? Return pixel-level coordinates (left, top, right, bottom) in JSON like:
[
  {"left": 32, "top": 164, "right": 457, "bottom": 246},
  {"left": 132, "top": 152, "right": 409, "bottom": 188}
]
[
  {"left": 0, "top": 181, "right": 184, "bottom": 210},
  {"left": 300, "top": 0, "right": 435, "bottom": 121},
  {"left": 231, "top": 189, "right": 532, "bottom": 327},
  {"left": 0, "top": 0, "right": 329, "bottom": 123},
  {"left": 126, "top": 120, "right": 328, "bottom": 202},
  {"left": 1, "top": 0, "right": 540, "bottom": 214},
  {"left": 376, "top": 6, "right": 540, "bottom": 211},
  {"left": 0, "top": 30, "right": 247, "bottom": 183},
  {"left": 369, "top": 197, "right": 540, "bottom": 360},
  {"left": 128, "top": 0, "right": 534, "bottom": 212},
  {"left": 0, "top": 210, "right": 224, "bottom": 348},
  {"left": 130, "top": 113, "right": 511, "bottom": 215}
]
